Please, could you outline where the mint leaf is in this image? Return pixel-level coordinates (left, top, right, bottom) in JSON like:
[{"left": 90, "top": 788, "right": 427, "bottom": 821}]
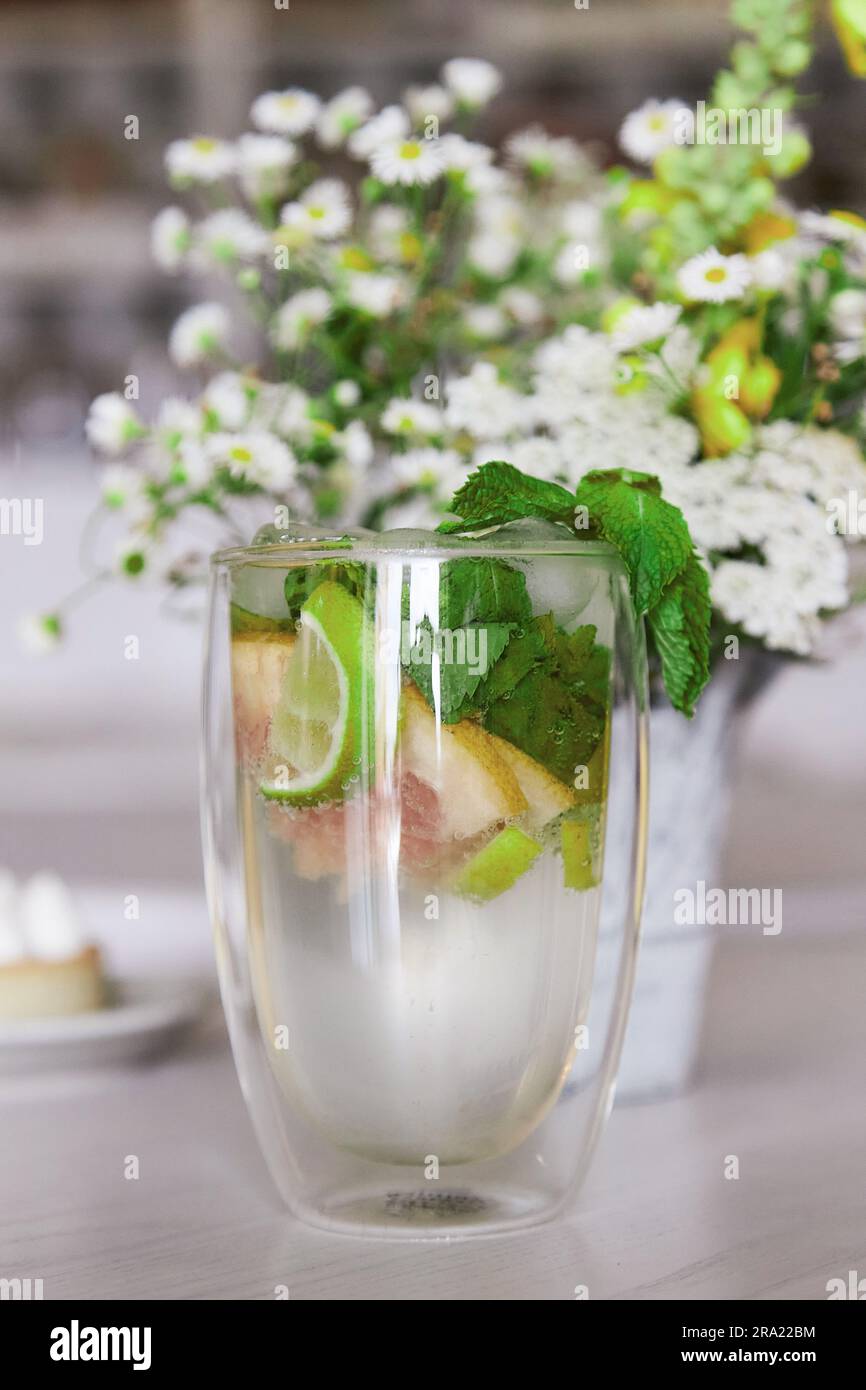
[
  {"left": 401, "top": 557, "right": 531, "bottom": 722},
  {"left": 439, "top": 461, "right": 575, "bottom": 533},
  {"left": 485, "top": 667, "right": 605, "bottom": 785},
  {"left": 574, "top": 469, "right": 693, "bottom": 615},
  {"left": 647, "top": 554, "right": 711, "bottom": 718}
]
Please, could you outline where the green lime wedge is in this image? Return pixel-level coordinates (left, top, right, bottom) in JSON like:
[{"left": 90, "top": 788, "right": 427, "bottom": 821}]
[
  {"left": 452, "top": 826, "right": 543, "bottom": 902},
  {"left": 260, "top": 580, "right": 373, "bottom": 805},
  {"left": 230, "top": 602, "right": 293, "bottom": 635},
  {"left": 561, "top": 819, "right": 598, "bottom": 891}
]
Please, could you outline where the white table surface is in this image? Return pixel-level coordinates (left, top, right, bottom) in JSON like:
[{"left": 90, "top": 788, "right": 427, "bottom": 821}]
[{"left": 2, "top": 905, "right": 864, "bottom": 1302}]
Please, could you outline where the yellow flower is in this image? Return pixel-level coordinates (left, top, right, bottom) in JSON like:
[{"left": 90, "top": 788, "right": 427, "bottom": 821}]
[{"left": 831, "top": 0, "right": 866, "bottom": 77}]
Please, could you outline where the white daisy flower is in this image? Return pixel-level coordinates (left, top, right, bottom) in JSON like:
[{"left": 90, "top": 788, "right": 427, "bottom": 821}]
[
  {"left": 169, "top": 302, "right": 231, "bottom": 367},
  {"left": 441, "top": 58, "right": 503, "bottom": 108},
  {"left": 252, "top": 384, "right": 314, "bottom": 441},
  {"left": 348, "top": 105, "right": 410, "bottom": 160},
  {"left": 370, "top": 136, "right": 445, "bottom": 187},
  {"left": 115, "top": 537, "right": 164, "bottom": 583},
  {"left": 619, "top": 99, "right": 691, "bottom": 164},
  {"left": 236, "top": 134, "right": 297, "bottom": 199},
  {"left": 381, "top": 398, "right": 444, "bottom": 437},
  {"left": 171, "top": 440, "right": 213, "bottom": 489},
  {"left": 392, "top": 447, "right": 467, "bottom": 494},
  {"left": 316, "top": 87, "right": 374, "bottom": 148},
  {"left": 463, "top": 303, "right": 509, "bottom": 339},
  {"left": 251, "top": 88, "right": 321, "bottom": 137},
  {"left": 165, "top": 137, "right": 236, "bottom": 184},
  {"left": 85, "top": 394, "right": 144, "bottom": 455},
  {"left": 438, "top": 133, "right": 493, "bottom": 174},
  {"left": 444, "top": 362, "right": 523, "bottom": 440},
  {"left": 280, "top": 179, "right": 351, "bottom": 240},
  {"left": 344, "top": 272, "right": 405, "bottom": 317},
  {"left": 612, "top": 302, "right": 681, "bottom": 351},
  {"left": 207, "top": 431, "right": 297, "bottom": 490},
  {"left": 270, "top": 289, "right": 332, "bottom": 350},
  {"left": 18, "top": 613, "right": 62, "bottom": 655},
  {"left": 194, "top": 209, "right": 269, "bottom": 264},
  {"left": 334, "top": 379, "right": 361, "bottom": 408},
  {"left": 800, "top": 209, "right": 866, "bottom": 246},
  {"left": 404, "top": 84, "right": 455, "bottom": 126},
  {"left": 201, "top": 372, "right": 253, "bottom": 430},
  {"left": 677, "top": 247, "right": 753, "bottom": 303},
  {"left": 506, "top": 126, "right": 586, "bottom": 179},
  {"left": 150, "top": 207, "right": 191, "bottom": 272},
  {"left": 339, "top": 420, "right": 375, "bottom": 470},
  {"left": 100, "top": 463, "right": 146, "bottom": 509},
  {"left": 156, "top": 396, "right": 200, "bottom": 446}
]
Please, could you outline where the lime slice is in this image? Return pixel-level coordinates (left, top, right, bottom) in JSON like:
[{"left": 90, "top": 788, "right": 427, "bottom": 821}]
[
  {"left": 452, "top": 826, "right": 542, "bottom": 902},
  {"left": 260, "top": 580, "right": 373, "bottom": 805},
  {"left": 561, "top": 819, "right": 598, "bottom": 891}
]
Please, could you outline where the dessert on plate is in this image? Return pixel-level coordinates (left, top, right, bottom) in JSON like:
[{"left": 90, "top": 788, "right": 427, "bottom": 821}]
[{"left": 0, "top": 870, "right": 105, "bottom": 1022}]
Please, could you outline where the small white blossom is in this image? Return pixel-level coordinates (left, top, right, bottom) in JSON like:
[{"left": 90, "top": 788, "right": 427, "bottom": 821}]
[
  {"left": 207, "top": 431, "right": 297, "bottom": 490},
  {"left": 499, "top": 286, "right": 544, "bottom": 326},
  {"left": 506, "top": 126, "right": 587, "bottom": 179},
  {"left": 468, "top": 232, "right": 520, "bottom": 279},
  {"left": 270, "top": 289, "right": 332, "bottom": 350},
  {"left": 85, "top": 394, "right": 143, "bottom": 454},
  {"left": 677, "top": 247, "right": 753, "bottom": 304},
  {"left": 334, "top": 379, "right": 361, "bottom": 408},
  {"left": 392, "top": 447, "right": 467, "bottom": 494},
  {"left": 370, "top": 137, "right": 445, "bottom": 187},
  {"left": 194, "top": 209, "right": 269, "bottom": 264},
  {"left": 165, "top": 137, "right": 236, "bottom": 184},
  {"left": 367, "top": 204, "right": 410, "bottom": 260},
  {"left": 829, "top": 288, "right": 866, "bottom": 355},
  {"left": 169, "top": 302, "right": 231, "bottom": 367},
  {"left": 251, "top": 88, "right": 321, "bottom": 137},
  {"left": 438, "top": 134, "right": 493, "bottom": 174},
  {"left": 202, "top": 372, "right": 253, "bottom": 430},
  {"left": 441, "top": 58, "right": 502, "bottom": 108},
  {"left": 404, "top": 84, "right": 455, "bottom": 126},
  {"left": 343, "top": 272, "right": 405, "bottom": 317},
  {"left": 151, "top": 207, "right": 191, "bottom": 272},
  {"left": 100, "top": 463, "right": 145, "bottom": 509},
  {"left": 612, "top": 302, "right": 681, "bottom": 351},
  {"left": 280, "top": 179, "right": 351, "bottom": 240},
  {"left": 619, "top": 99, "right": 690, "bottom": 163},
  {"left": 444, "top": 362, "right": 523, "bottom": 440},
  {"left": 348, "top": 105, "right": 410, "bottom": 160},
  {"left": 463, "top": 303, "right": 508, "bottom": 339},
  {"left": 316, "top": 86, "right": 374, "bottom": 149},
  {"left": 339, "top": 420, "right": 375, "bottom": 470},
  {"left": 381, "top": 398, "right": 444, "bottom": 437},
  {"left": 18, "top": 614, "right": 62, "bottom": 655},
  {"left": 236, "top": 134, "right": 297, "bottom": 199}
]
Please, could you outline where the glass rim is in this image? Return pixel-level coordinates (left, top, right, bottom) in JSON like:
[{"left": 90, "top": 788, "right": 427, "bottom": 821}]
[{"left": 211, "top": 534, "right": 623, "bottom": 568}]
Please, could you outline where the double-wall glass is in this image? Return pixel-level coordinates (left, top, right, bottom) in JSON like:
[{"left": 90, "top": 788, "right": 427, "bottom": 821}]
[{"left": 203, "top": 525, "right": 648, "bottom": 1237}]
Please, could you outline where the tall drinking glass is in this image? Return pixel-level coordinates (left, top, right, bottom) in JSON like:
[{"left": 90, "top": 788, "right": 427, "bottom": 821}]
[{"left": 203, "top": 525, "right": 648, "bottom": 1237}]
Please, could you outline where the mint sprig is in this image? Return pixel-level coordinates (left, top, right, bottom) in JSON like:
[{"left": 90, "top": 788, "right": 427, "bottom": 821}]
[{"left": 441, "top": 461, "right": 711, "bottom": 717}]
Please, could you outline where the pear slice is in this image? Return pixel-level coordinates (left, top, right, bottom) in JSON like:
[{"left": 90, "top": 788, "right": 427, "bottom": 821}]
[
  {"left": 231, "top": 632, "right": 296, "bottom": 761},
  {"left": 481, "top": 730, "right": 576, "bottom": 832},
  {"left": 399, "top": 683, "right": 527, "bottom": 839}
]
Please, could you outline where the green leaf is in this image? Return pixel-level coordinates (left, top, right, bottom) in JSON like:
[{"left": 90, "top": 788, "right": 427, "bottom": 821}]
[
  {"left": 647, "top": 554, "right": 711, "bottom": 717},
  {"left": 439, "top": 460, "right": 576, "bottom": 533},
  {"left": 485, "top": 667, "right": 605, "bottom": 786},
  {"left": 284, "top": 560, "right": 368, "bottom": 621},
  {"left": 573, "top": 469, "right": 693, "bottom": 615}
]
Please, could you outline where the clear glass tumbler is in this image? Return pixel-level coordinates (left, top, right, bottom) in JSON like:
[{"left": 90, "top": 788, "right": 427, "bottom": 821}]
[{"left": 202, "top": 524, "right": 648, "bottom": 1238}]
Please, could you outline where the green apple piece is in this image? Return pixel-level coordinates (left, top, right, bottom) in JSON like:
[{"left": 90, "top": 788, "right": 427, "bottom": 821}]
[
  {"left": 561, "top": 818, "right": 598, "bottom": 891},
  {"left": 453, "top": 826, "right": 543, "bottom": 902}
]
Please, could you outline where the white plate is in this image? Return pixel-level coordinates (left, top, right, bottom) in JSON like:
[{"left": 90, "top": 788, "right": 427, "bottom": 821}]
[{"left": 0, "top": 976, "right": 212, "bottom": 1073}]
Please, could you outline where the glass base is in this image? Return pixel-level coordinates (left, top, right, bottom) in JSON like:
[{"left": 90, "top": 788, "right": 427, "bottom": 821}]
[{"left": 294, "top": 1181, "right": 563, "bottom": 1241}]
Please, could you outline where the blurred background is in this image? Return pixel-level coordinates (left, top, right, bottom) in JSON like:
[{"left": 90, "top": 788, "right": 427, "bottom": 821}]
[{"left": 0, "top": 0, "right": 864, "bottom": 977}]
